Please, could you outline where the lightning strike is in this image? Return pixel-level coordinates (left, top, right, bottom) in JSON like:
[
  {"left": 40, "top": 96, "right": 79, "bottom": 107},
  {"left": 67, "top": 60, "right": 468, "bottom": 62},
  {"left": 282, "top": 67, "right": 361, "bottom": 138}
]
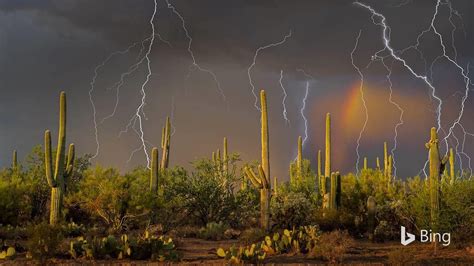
[
  {"left": 165, "top": 0, "right": 226, "bottom": 102},
  {"left": 279, "top": 70, "right": 290, "bottom": 126},
  {"left": 248, "top": 31, "right": 292, "bottom": 111},
  {"left": 350, "top": 30, "right": 369, "bottom": 175},
  {"left": 296, "top": 68, "right": 314, "bottom": 147}
]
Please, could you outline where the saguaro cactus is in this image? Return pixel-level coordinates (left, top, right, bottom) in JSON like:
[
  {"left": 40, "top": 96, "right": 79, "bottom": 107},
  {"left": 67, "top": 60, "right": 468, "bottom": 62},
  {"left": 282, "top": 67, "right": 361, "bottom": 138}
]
[
  {"left": 223, "top": 137, "right": 228, "bottom": 176},
  {"left": 296, "top": 136, "right": 303, "bottom": 184},
  {"left": 150, "top": 147, "right": 159, "bottom": 193},
  {"left": 329, "top": 172, "right": 341, "bottom": 210},
  {"left": 387, "top": 155, "right": 393, "bottom": 180},
  {"left": 44, "top": 92, "right": 75, "bottom": 225},
  {"left": 425, "top": 127, "right": 448, "bottom": 235},
  {"left": 449, "top": 148, "right": 455, "bottom": 183},
  {"left": 367, "top": 196, "right": 376, "bottom": 241},
  {"left": 273, "top": 176, "right": 278, "bottom": 196},
  {"left": 12, "top": 150, "right": 18, "bottom": 170},
  {"left": 160, "top": 117, "right": 171, "bottom": 170},
  {"left": 244, "top": 90, "right": 271, "bottom": 230},
  {"left": 376, "top": 157, "right": 380, "bottom": 170},
  {"left": 363, "top": 157, "right": 368, "bottom": 170},
  {"left": 317, "top": 149, "right": 322, "bottom": 194},
  {"left": 322, "top": 113, "right": 331, "bottom": 200},
  {"left": 383, "top": 142, "right": 388, "bottom": 176}
]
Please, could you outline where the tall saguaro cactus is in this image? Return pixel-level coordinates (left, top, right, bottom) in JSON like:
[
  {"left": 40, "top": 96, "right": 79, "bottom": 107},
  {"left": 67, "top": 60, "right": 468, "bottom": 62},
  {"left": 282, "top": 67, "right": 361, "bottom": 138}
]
[
  {"left": 44, "top": 92, "right": 75, "bottom": 225},
  {"left": 329, "top": 172, "right": 341, "bottom": 210},
  {"left": 244, "top": 90, "right": 271, "bottom": 230},
  {"left": 425, "top": 127, "right": 447, "bottom": 237},
  {"left": 449, "top": 148, "right": 455, "bottom": 183},
  {"left": 160, "top": 117, "right": 171, "bottom": 170},
  {"left": 223, "top": 137, "right": 228, "bottom": 176},
  {"left": 323, "top": 113, "right": 331, "bottom": 199},
  {"left": 12, "top": 150, "right": 18, "bottom": 170},
  {"left": 150, "top": 147, "right": 159, "bottom": 193},
  {"left": 296, "top": 136, "right": 303, "bottom": 184},
  {"left": 383, "top": 142, "right": 388, "bottom": 176}
]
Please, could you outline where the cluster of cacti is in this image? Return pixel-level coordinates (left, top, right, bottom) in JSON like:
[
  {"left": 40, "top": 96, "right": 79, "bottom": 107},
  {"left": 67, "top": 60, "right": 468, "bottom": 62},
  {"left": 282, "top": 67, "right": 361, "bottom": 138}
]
[
  {"left": 244, "top": 90, "right": 271, "bottom": 231},
  {"left": 425, "top": 127, "right": 448, "bottom": 235},
  {"left": 322, "top": 113, "right": 342, "bottom": 210},
  {"left": 149, "top": 117, "right": 173, "bottom": 193},
  {"left": 211, "top": 137, "right": 229, "bottom": 180},
  {"left": 44, "top": 92, "right": 75, "bottom": 225},
  {"left": 69, "top": 233, "right": 177, "bottom": 260}
]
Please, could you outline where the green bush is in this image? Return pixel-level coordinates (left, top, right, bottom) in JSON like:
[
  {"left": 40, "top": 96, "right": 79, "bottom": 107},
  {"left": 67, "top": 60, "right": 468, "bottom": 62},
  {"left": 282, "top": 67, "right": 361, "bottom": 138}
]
[
  {"left": 198, "top": 222, "right": 228, "bottom": 240},
  {"left": 271, "top": 190, "right": 317, "bottom": 229},
  {"left": 26, "top": 223, "right": 64, "bottom": 262}
]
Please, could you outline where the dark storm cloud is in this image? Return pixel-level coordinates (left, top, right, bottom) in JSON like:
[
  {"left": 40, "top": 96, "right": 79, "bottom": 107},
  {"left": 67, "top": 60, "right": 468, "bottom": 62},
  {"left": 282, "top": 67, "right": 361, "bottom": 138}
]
[{"left": 1, "top": 0, "right": 474, "bottom": 178}]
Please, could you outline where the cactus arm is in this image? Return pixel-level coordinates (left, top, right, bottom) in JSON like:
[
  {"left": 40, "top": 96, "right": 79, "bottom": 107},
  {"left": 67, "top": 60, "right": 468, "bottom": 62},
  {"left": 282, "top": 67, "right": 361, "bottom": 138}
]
[
  {"left": 12, "top": 150, "right": 18, "bottom": 169},
  {"left": 257, "top": 164, "right": 269, "bottom": 189},
  {"left": 244, "top": 166, "right": 262, "bottom": 188},
  {"left": 65, "top": 144, "right": 75, "bottom": 177},
  {"left": 53, "top": 92, "right": 67, "bottom": 182},
  {"left": 150, "top": 147, "right": 159, "bottom": 192},
  {"left": 223, "top": 137, "right": 228, "bottom": 175},
  {"left": 44, "top": 130, "right": 57, "bottom": 188}
]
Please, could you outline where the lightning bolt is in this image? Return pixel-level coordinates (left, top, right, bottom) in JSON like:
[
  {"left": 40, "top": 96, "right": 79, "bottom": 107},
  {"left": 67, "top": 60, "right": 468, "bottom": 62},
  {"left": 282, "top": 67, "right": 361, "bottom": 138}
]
[
  {"left": 350, "top": 30, "right": 369, "bottom": 175},
  {"left": 165, "top": 0, "right": 225, "bottom": 102},
  {"left": 279, "top": 70, "right": 290, "bottom": 126},
  {"left": 355, "top": 1, "right": 473, "bottom": 177},
  {"left": 248, "top": 31, "right": 292, "bottom": 111},
  {"left": 379, "top": 59, "right": 405, "bottom": 177},
  {"left": 296, "top": 69, "right": 314, "bottom": 147}
]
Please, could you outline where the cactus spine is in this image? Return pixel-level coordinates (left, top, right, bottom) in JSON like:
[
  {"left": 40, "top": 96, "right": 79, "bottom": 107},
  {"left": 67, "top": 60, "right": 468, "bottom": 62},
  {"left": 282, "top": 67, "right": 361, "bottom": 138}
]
[
  {"left": 367, "top": 196, "right": 376, "bottom": 241},
  {"left": 426, "top": 127, "right": 447, "bottom": 240},
  {"left": 150, "top": 148, "right": 159, "bottom": 193},
  {"left": 44, "top": 92, "right": 75, "bottom": 225},
  {"left": 160, "top": 117, "right": 171, "bottom": 170},
  {"left": 243, "top": 90, "right": 271, "bottom": 230},
  {"left": 296, "top": 136, "right": 303, "bottom": 184},
  {"left": 12, "top": 150, "right": 18, "bottom": 170}
]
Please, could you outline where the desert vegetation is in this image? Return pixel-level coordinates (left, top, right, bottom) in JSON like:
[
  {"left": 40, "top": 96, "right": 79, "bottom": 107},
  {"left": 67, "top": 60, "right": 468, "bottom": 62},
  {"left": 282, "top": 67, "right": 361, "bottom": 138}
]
[{"left": 0, "top": 90, "right": 473, "bottom": 264}]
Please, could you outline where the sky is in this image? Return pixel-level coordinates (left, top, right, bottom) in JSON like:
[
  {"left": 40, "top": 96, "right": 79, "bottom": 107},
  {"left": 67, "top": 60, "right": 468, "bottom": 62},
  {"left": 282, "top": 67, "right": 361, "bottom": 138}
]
[{"left": 1, "top": 0, "right": 473, "bottom": 179}]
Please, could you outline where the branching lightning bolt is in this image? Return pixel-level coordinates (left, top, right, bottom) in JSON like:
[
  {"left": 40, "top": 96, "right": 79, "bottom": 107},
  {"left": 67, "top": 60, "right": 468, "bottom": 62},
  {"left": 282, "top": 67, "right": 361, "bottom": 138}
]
[
  {"left": 279, "top": 70, "right": 290, "bottom": 126},
  {"left": 355, "top": 0, "right": 473, "bottom": 177},
  {"left": 248, "top": 31, "right": 292, "bottom": 111},
  {"left": 350, "top": 30, "right": 369, "bottom": 175},
  {"left": 296, "top": 69, "right": 314, "bottom": 147},
  {"left": 165, "top": 0, "right": 225, "bottom": 102}
]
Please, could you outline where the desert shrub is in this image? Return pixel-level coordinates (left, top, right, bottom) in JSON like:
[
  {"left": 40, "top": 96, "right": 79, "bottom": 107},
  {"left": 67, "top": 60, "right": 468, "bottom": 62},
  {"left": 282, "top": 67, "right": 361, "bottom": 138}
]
[
  {"left": 169, "top": 156, "right": 239, "bottom": 226},
  {"left": 72, "top": 166, "right": 148, "bottom": 232},
  {"left": 400, "top": 176, "right": 474, "bottom": 246},
  {"left": 0, "top": 175, "right": 31, "bottom": 226},
  {"left": 198, "top": 222, "right": 228, "bottom": 240},
  {"left": 271, "top": 190, "right": 317, "bottom": 229},
  {"left": 315, "top": 230, "right": 354, "bottom": 263},
  {"left": 26, "top": 223, "right": 64, "bottom": 262},
  {"left": 233, "top": 187, "right": 260, "bottom": 228}
]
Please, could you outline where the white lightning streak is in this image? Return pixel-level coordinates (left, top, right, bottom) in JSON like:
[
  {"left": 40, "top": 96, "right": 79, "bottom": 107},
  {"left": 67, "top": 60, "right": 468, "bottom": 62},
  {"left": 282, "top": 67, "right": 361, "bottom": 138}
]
[
  {"left": 350, "top": 30, "right": 368, "bottom": 175},
  {"left": 165, "top": 0, "right": 225, "bottom": 101},
  {"left": 279, "top": 70, "right": 290, "bottom": 126},
  {"left": 248, "top": 31, "right": 292, "bottom": 111},
  {"left": 134, "top": 0, "right": 158, "bottom": 168},
  {"left": 296, "top": 69, "right": 314, "bottom": 147},
  {"left": 355, "top": 1, "right": 472, "bottom": 177},
  {"left": 381, "top": 59, "right": 404, "bottom": 177}
]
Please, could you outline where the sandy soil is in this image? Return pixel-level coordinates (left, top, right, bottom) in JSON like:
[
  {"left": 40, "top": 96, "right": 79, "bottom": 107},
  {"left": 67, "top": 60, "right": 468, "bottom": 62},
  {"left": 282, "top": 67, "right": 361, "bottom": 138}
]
[{"left": 1, "top": 238, "right": 472, "bottom": 265}]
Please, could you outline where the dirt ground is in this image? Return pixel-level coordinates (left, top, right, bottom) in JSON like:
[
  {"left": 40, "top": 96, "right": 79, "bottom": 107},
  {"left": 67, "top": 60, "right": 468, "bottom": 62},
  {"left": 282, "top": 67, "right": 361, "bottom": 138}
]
[{"left": 1, "top": 238, "right": 473, "bottom": 265}]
